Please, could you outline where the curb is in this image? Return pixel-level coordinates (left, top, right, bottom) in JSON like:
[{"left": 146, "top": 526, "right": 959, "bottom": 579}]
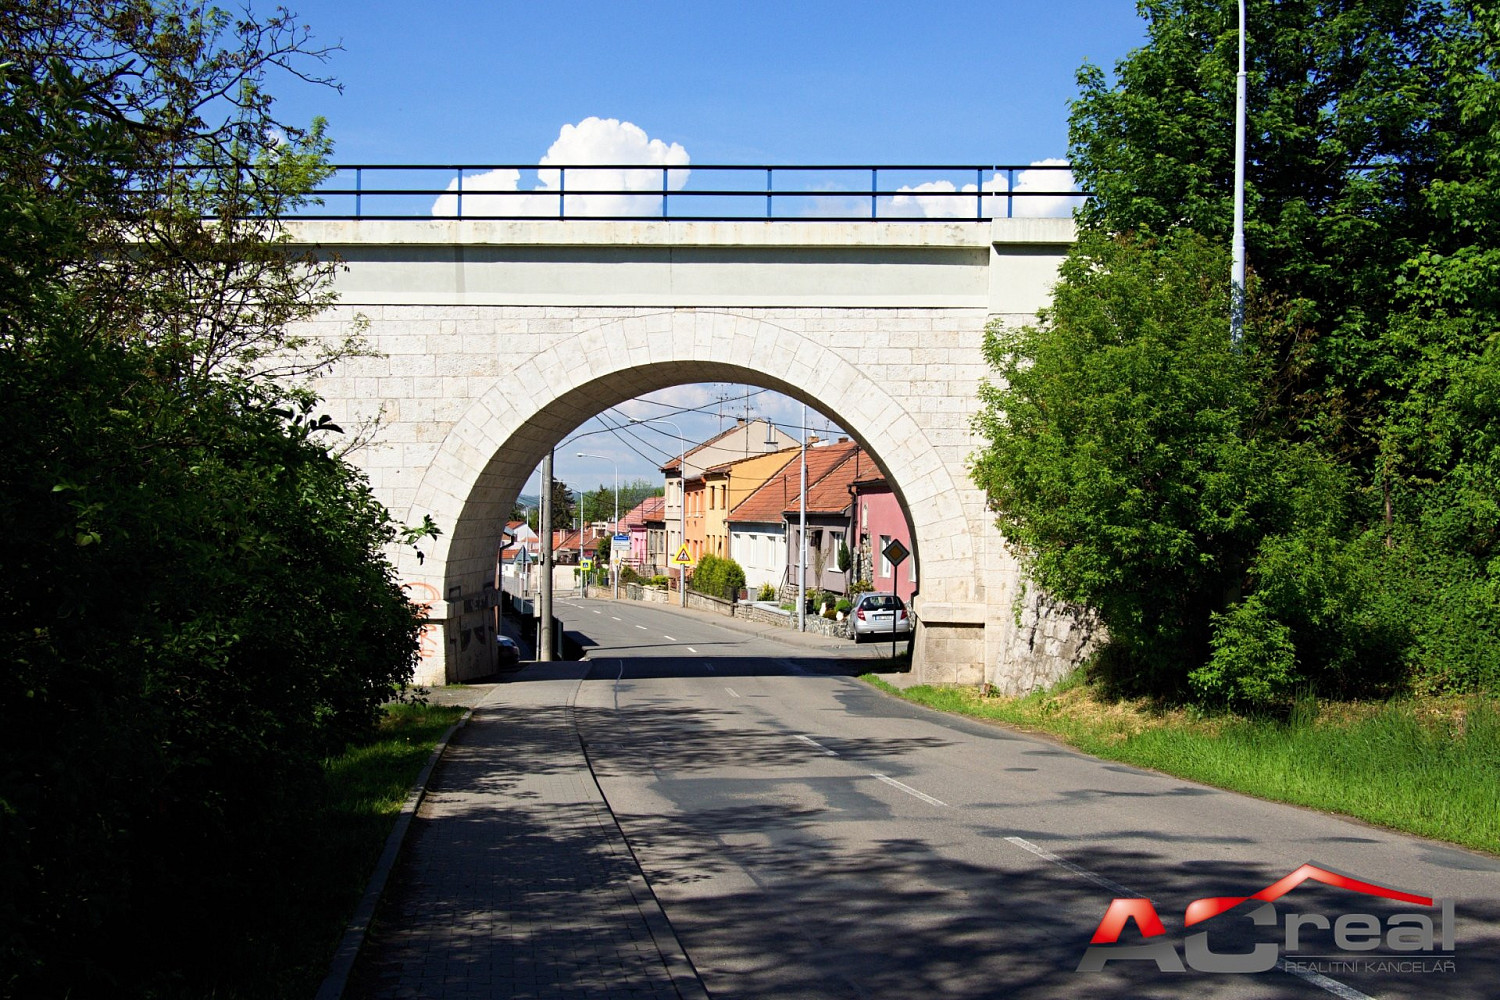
[{"left": 314, "top": 708, "right": 474, "bottom": 1000}]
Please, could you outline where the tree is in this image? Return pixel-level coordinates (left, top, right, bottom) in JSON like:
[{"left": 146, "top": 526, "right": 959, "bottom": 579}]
[
  {"left": 1070, "top": 0, "right": 1465, "bottom": 460},
  {"left": 975, "top": 232, "right": 1356, "bottom": 694},
  {"left": 975, "top": 0, "right": 1500, "bottom": 703},
  {"left": 0, "top": 2, "right": 427, "bottom": 993}
]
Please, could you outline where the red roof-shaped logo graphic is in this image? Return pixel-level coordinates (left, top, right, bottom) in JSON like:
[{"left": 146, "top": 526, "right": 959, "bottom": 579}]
[{"left": 1184, "top": 863, "right": 1433, "bottom": 927}]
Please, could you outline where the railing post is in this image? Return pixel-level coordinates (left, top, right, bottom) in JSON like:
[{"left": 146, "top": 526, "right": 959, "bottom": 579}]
[
  {"left": 355, "top": 167, "right": 362, "bottom": 218},
  {"left": 871, "top": 168, "right": 878, "bottom": 220},
  {"left": 1008, "top": 167, "right": 1016, "bottom": 219},
  {"left": 976, "top": 167, "right": 983, "bottom": 221},
  {"left": 662, "top": 166, "right": 669, "bottom": 219},
  {"left": 456, "top": 168, "right": 463, "bottom": 220},
  {"left": 766, "top": 168, "right": 773, "bottom": 219},
  {"left": 559, "top": 166, "right": 566, "bottom": 220}
]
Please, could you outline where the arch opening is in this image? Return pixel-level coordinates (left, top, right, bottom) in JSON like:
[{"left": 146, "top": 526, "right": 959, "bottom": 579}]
[{"left": 395, "top": 311, "right": 989, "bottom": 685}]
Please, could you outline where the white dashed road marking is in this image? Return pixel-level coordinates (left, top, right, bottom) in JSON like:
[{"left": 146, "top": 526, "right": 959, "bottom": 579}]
[
  {"left": 797, "top": 735, "right": 838, "bottom": 756},
  {"left": 870, "top": 772, "right": 946, "bottom": 806}
]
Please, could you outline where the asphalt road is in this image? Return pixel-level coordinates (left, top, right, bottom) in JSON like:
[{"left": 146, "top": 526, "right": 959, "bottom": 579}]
[{"left": 547, "top": 596, "right": 1500, "bottom": 999}]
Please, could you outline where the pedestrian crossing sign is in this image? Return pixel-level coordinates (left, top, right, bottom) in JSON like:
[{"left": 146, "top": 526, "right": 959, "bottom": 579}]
[
  {"left": 580, "top": 557, "right": 593, "bottom": 571},
  {"left": 672, "top": 544, "right": 694, "bottom": 567}
]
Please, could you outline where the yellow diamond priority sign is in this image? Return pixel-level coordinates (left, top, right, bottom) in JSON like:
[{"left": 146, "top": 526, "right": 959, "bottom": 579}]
[{"left": 882, "top": 538, "right": 910, "bottom": 568}]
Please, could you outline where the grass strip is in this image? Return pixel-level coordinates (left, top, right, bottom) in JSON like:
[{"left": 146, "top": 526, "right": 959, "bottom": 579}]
[
  {"left": 229, "top": 700, "right": 469, "bottom": 999},
  {"left": 862, "top": 676, "right": 1500, "bottom": 856}
]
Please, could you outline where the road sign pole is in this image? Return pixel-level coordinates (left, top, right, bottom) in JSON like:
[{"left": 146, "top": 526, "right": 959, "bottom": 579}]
[{"left": 880, "top": 538, "right": 911, "bottom": 664}]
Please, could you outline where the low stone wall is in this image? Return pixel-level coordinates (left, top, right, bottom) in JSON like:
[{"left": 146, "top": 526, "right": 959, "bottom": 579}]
[
  {"left": 592, "top": 585, "right": 859, "bottom": 641},
  {"left": 737, "top": 602, "right": 791, "bottom": 627},
  {"left": 622, "top": 583, "right": 672, "bottom": 604},
  {"left": 802, "top": 613, "right": 854, "bottom": 640}
]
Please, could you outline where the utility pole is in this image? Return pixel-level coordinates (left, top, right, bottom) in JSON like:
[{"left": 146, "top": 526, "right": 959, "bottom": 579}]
[{"left": 539, "top": 450, "right": 555, "bottom": 662}]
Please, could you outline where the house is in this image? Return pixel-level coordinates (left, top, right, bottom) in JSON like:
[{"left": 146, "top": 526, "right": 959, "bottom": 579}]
[
  {"left": 727, "top": 438, "right": 864, "bottom": 597},
  {"left": 850, "top": 475, "right": 916, "bottom": 602},
  {"left": 497, "top": 520, "right": 542, "bottom": 598},
  {"left": 703, "top": 447, "right": 801, "bottom": 564},
  {"left": 684, "top": 474, "right": 707, "bottom": 563},
  {"left": 620, "top": 495, "right": 665, "bottom": 573},
  {"left": 790, "top": 444, "right": 875, "bottom": 597},
  {"left": 551, "top": 527, "right": 602, "bottom": 566},
  {"left": 643, "top": 503, "right": 668, "bottom": 578},
  {"left": 660, "top": 418, "right": 800, "bottom": 572}
]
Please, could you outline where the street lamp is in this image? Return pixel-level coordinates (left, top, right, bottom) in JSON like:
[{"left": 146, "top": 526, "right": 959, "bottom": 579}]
[
  {"left": 577, "top": 452, "right": 620, "bottom": 598},
  {"left": 630, "top": 417, "right": 688, "bottom": 609},
  {"left": 1231, "top": 0, "right": 1247, "bottom": 348}
]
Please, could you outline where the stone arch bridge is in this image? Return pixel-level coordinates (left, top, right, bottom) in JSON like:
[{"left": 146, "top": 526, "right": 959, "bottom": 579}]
[{"left": 289, "top": 216, "right": 1094, "bottom": 689}]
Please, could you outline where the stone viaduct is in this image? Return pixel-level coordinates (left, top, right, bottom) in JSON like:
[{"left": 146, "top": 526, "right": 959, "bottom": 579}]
[{"left": 287, "top": 216, "right": 1097, "bottom": 689}]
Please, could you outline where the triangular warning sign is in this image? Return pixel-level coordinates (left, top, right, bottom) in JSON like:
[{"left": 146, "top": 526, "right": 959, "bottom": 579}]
[{"left": 672, "top": 544, "right": 694, "bottom": 566}]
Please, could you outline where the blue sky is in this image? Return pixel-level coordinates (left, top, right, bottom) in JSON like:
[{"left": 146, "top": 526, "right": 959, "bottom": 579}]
[
  {"left": 272, "top": 2, "right": 1149, "bottom": 496},
  {"left": 276, "top": 1, "right": 1146, "bottom": 166}
]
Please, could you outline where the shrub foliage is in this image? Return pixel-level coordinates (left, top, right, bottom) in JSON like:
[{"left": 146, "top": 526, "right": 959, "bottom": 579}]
[
  {"left": 0, "top": 3, "right": 427, "bottom": 994},
  {"left": 689, "top": 553, "right": 748, "bottom": 602}
]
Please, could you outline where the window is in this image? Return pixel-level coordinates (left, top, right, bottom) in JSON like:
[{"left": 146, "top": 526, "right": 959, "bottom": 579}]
[{"left": 879, "top": 534, "right": 892, "bottom": 578}]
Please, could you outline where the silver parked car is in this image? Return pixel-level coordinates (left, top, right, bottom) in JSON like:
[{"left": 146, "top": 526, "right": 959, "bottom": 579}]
[{"left": 851, "top": 592, "right": 911, "bottom": 640}]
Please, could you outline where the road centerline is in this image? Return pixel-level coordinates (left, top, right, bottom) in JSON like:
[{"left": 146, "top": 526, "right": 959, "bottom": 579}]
[
  {"left": 870, "top": 772, "right": 946, "bottom": 806},
  {"left": 796, "top": 734, "right": 838, "bottom": 756}
]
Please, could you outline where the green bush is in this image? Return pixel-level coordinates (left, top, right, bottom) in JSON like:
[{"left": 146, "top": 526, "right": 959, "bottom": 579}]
[
  {"left": 0, "top": 10, "right": 426, "bottom": 994},
  {"left": 619, "top": 564, "right": 641, "bottom": 585},
  {"left": 689, "top": 553, "right": 747, "bottom": 601},
  {"left": 835, "top": 599, "right": 853, "bottom": 616},
  {"left": 1192, "top": 598, "right": 1301, "bottom": 708},
  {"left": 648, "top": 574, "right": 670, "bottom": 588},
  {"left": 757, "top": 582, "right": 777, "bottom": 602}
]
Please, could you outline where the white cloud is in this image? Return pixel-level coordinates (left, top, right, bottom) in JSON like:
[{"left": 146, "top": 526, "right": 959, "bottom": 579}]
[
  {"left": 433, "top": 117, "right": 689, "bottom": 218},
  {"left": 1007, "top": 158, "right": 1086, "bottom": 218},
  {"left": 885, "top": 159, "right": 1083, "bottom": 220},
  {"left": 885, "top": 177, "right": 1006, "bottom": 220}
]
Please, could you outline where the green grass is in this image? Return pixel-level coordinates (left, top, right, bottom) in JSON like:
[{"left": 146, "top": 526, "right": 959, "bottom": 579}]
[
  {"left": 179, "top": 701, "right": 469, "bottom": 999},
  {"left": 862, "top": 676, "right": 1500, "bottom": 855}
]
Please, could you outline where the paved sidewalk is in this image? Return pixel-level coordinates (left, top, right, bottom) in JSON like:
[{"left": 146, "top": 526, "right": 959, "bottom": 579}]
[{"left": 348, "top": 665, "right": 706, "bottom": 1000}]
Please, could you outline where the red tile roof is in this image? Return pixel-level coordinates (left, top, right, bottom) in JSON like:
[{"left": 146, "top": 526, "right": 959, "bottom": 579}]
[
  {"left": 802, "top": 448, "right": 875, "bottom": 514},
  {"left": 728, "top": 441, "right": 862, "bottom": 524},
  {"left": 621, "top": 495, "right": 666, "bottom": 528}
]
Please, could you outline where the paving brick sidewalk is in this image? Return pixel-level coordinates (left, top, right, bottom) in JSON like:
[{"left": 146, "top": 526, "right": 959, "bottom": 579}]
[{"left": 348, "top": 666, "right": 705, "bottom": 1000}]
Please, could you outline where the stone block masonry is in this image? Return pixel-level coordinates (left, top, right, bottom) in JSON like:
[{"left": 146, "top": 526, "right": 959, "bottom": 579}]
[{"left": 290, "top": 217, "right": 1082, "bottom": 692}]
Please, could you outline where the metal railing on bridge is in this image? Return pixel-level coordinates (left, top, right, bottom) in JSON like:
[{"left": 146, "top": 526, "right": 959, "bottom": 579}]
[{"left": 294, "top": 163, "right": 1086, "bottom": 222}]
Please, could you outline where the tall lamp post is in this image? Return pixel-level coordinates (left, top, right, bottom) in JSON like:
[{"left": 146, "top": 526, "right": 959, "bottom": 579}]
[
  {"left": 798, "top": 403, "right": 808, "bottom": 633},
  {"left": 630, "top": 417, "right": 688, "bottom": 609},
  {"left": 577, "top": 452, "right": 620, "bottom": 598},
  {"left": 1230, "top": 0, "right": 1247, "bottom": 348}
]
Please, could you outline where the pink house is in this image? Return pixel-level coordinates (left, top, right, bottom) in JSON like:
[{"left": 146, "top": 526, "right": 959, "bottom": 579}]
[
  {"left": 850, "top": 475, "right": 916, "bottom": 602},
  {"left": 621, "top": 495, "right": 665, "bottom": 571}
]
